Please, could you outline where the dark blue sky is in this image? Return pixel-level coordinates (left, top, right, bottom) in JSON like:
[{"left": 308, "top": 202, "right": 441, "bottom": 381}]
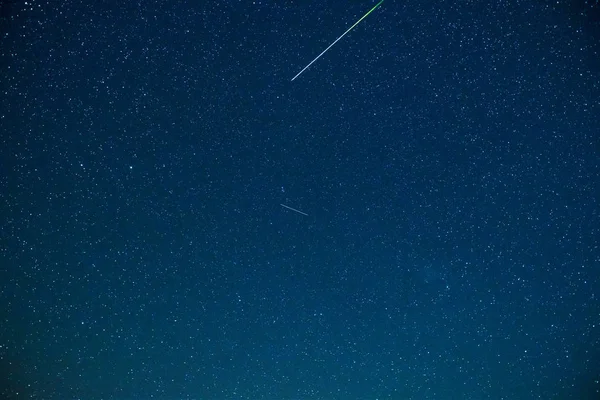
[{"left": 1, "top": 0, "right": 599, "bottom": 399}]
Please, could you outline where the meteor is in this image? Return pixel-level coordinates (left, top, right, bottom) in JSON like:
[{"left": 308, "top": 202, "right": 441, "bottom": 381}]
[
  {"left": 291, "top": 0, "right": 384, "bottom": 81},
  {"left": 280, "top": 204, "right": 309, "bottom": 216}
]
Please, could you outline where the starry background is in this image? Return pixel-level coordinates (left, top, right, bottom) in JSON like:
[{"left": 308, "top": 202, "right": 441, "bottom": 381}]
[{"left": 1, "top": 0, "right": 599, "bottom": 399}]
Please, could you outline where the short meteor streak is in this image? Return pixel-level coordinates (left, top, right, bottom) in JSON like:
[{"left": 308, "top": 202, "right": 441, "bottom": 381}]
[
  {"left": 291, "top": 0, "right": 384, "bottom": 81},
  {"left": 280, "top": 204, "right": 309, "bottom": 216}
]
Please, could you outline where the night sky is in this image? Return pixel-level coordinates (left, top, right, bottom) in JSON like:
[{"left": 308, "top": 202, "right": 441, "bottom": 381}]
[{"left": 1, "top": 0, "right": 599, "bottom": 399}]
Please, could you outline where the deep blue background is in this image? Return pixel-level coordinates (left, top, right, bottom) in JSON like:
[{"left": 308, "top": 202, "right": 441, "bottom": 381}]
[{"left": 1, "top": 0, "right": 599, "bottom": 399}]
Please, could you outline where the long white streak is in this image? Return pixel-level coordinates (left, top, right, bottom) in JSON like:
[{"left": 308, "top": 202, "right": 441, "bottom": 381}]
[
  {"left": 291, "top": 26, "right": 352, "bottom": 81},
  {"left": 291, "top": 0, "right": 384, "bottom": 81},
  {"left": 280, "top": 203, "right": 309, "bottom": 216}
]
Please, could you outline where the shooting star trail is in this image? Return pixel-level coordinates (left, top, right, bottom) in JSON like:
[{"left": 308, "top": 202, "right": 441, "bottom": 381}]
[
  {"left": 291, "top": 0, "right": 384, "bottom": 81},
  {"left": 280, "top": 204, "right": 309, "bottom": 216}
]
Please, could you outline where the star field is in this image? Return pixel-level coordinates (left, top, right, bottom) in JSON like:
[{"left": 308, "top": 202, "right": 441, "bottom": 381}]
[{"left": 1, "top": 0, "right": 599, "bottom": 399}]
